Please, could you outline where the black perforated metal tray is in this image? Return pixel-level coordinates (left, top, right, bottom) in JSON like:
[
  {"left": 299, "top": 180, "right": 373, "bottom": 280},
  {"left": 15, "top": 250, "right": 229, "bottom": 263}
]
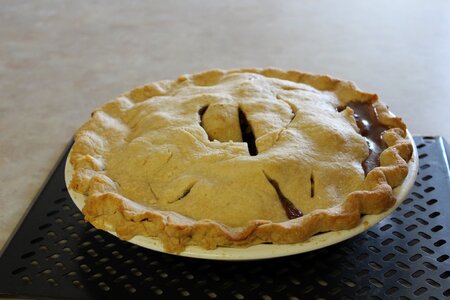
[{"left": 1, "top": 136, "right": 449, "bottom": 299}]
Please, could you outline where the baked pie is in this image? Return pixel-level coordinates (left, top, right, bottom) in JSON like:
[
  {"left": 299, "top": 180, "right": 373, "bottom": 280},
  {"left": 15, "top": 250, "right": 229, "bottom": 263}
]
[{"left": 69, "top": 68, "right": 413, "bottom": 253}]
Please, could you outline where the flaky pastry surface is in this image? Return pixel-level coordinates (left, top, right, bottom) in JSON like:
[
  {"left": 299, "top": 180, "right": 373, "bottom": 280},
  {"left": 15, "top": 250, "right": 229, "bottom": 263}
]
[{"left": 69, "top": 68, "right": 412, "bottom": 252}]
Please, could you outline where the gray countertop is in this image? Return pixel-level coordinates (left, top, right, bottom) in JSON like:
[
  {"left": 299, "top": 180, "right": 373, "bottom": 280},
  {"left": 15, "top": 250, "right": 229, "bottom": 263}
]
[{"left": 1, "top": 0, "right": 449, "bottom": 250}]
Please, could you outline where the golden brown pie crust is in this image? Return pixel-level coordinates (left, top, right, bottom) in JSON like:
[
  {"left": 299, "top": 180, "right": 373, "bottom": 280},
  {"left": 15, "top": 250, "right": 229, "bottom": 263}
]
[{"left": 69, "top": 68, "right": 413, "bottom": 253}]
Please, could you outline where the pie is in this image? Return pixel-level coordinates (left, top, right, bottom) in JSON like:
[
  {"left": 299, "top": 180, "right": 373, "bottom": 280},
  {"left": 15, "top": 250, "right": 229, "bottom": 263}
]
[{"left": 69, "top": 68, "right": 413, "bottom": 253}]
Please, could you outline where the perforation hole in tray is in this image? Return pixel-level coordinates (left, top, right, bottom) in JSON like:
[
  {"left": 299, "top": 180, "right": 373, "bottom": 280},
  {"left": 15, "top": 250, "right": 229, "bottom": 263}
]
[{"left": 1, "top": 136, "right": 449, "bottom": 299}]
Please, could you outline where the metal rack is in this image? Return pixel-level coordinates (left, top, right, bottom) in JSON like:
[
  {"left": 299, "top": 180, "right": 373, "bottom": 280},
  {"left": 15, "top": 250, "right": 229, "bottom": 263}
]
[{"left": 0, "top": 136, "right": 449, "bottom": 299}]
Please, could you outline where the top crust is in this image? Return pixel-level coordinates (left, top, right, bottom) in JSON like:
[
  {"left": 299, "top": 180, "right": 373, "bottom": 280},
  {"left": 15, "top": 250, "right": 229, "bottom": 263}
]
[{"left": 69, "top": 68, "right": 412, "bottom": 253}]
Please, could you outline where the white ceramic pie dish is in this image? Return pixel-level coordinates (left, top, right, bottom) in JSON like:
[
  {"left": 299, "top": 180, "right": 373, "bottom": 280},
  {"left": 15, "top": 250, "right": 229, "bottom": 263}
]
[{"left": 65, "top": 131, "right": 418, "bottom": 260}]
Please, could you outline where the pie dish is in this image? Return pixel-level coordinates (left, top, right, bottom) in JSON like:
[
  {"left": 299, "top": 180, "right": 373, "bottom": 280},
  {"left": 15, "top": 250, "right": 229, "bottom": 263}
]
[{"left": 68, "top": 68, "right": 414, "bottom": 253}]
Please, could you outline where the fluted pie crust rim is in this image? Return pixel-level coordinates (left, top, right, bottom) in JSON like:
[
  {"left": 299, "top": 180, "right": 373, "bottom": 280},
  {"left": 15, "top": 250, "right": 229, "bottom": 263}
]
[{"left": 68, "top": 68, "right": 414, "bottom": 253}]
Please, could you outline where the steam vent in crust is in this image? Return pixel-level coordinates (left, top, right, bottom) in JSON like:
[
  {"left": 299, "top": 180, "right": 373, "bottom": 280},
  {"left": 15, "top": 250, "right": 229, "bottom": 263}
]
[{"left": 69, "top": 68, "right": 413, "bottom": 253}]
